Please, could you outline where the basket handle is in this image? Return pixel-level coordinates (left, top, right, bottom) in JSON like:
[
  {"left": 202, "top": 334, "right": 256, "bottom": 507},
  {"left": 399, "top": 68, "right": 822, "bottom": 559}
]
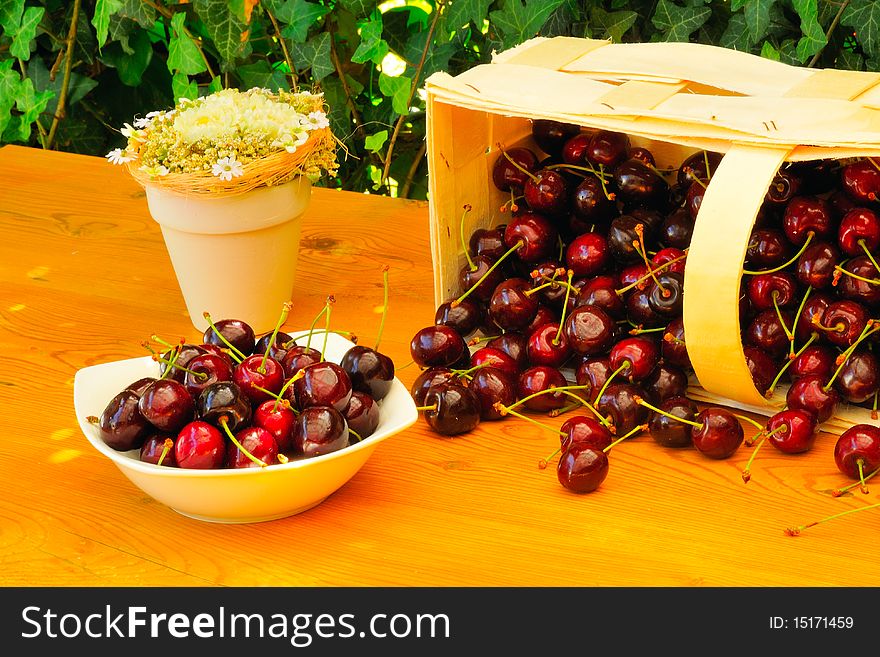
[{"left": 683, "top": 143, "right": 793, "bottom": 408}]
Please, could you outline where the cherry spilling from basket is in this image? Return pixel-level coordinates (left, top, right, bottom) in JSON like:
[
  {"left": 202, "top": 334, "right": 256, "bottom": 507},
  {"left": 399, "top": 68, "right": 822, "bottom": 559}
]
[
  {"left": 409, "top": 118, "right": 880, "bottom": 498},
  {"left": 88, "top": 268, "right": 397, "bottom": 470}
]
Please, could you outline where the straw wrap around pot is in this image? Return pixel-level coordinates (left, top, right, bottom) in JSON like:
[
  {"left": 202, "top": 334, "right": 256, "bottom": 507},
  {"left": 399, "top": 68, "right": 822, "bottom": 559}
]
[{"left": 424, "top": 36, "right": 880, "bottom": 431}]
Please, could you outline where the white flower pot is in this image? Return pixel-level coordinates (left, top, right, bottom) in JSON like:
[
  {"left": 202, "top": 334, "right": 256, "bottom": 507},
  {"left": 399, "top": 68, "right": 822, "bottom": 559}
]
[{"left": 143, "top": 177, "right": 312, "bottom": 334}]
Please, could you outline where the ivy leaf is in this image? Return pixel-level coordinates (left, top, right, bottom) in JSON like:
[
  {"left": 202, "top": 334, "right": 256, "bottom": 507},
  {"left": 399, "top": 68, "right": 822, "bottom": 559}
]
[
  {"left": 28, "top": 55, "right": 96, "bottom": 117},
  {"left": 351, "top": 16, "right": 388, "bottom": 64},
  {"left": 117, "top": 0, "right": 156, "bottom": 27},
  {"left": 792, "top": 0, "right": 826, "bottom": 63},
  {"left": 743, "top": 0, "right": 775, "bottom": 46},
  {"left": 489, "top": 0, "right": 565, "bottom": 50},
  {"left": 172, "top": 72, "right": 198, "bottom": 102},
  {"left": 403, "top": 27, "right": 456, "bottom": 86},
  {"left": 92, "top": 0, "right": 124, "bottom": 49},
  {"left": 236, "top": 60, "right": 289, "bottom": 91},
  {"left": 0, "top": 0, "right": 24, "bottom": 35},
  {"left": 444, "top": 0, "right": 492, "bottom": 30},
  {"left": 10, "top": 6, "right": 45, "bottom": 60},
  {"left": 279, "top": 0, "right": 332, "bottom": 43},
  {"left": 100, "top": 28, "right": 153, "bottom": 86},
  {"left": 760, "top": 40, "right": 780, "bottom": 61},
  {"left": 338, "top": 0, "right": 378, "bottom": 19},
  {"left": 192, "top": 0, "right": 252, "bottom": 65},
  {"left": 589, "top": 7, "right": 638, "bottom": 43},
  {"left": 842, "top": 0, "right": 880, "bottom": 58},
  {"left": 378, "top": 72, "right": 412, "bottom": 115},
  {"left": 719, "top": 12, "right": 750, "bottom": 51},
  {"left": 5, "top": 77, "right": 53, "bottom": 143},
  {"left": 0, "top": 60, "right": 20, "bottom": 136},
  {"left": 289, "top": 32, "right": 333, "bottom": 81},
  {"left": 651, "top": 0, "right": 711, "bottom": 42},
  {"left": 167, "top": 12, "right": 208, "bottom": 75},
  {"left": 836, "top": 49, "right": 865, "bottom": 71},
  {"left": 364, "top": 129, "right": 388, "bottom": 153}
]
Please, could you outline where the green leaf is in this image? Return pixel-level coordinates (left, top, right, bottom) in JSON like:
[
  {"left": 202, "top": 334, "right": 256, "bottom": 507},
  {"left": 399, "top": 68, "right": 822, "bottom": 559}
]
[
  {"left": 351, "top": 16, "right": 388, "bottom": 64},
  {"left": 444, "top": 0, "right": 492, "bottom": 30},
  {"left": 489, "top": 0, "right": 565, "bottom": 50},
  {"left": 0, "top": 60, "right": 20, "bottom": 137},
  {"left": 167, "top": 12, "right": 208, "bottom": 75},
  {"left": 836, "top": 49, "right": 865, "bottom": 71},
  {"left": 192, "top": 0, "right": 252, "bottom": 65},
  {"left": 651, "top": 0, "right": 711, "bottom": 42},
  {"left": 0, "top": 0, "right": 24, "bottom": 35},
  {"left": 842, "top": 0, "right": 880, "bottom": 58},
  {"left": 101, "top": 27, "right": 152, "bottom": 86},
  {"left": 236, "top": 61, "right": 289, "bottom": 91},
  {"left": 760, "top": 40, "right": 780, "bottom": 61},
  {"left": 792, "top": 0, "right": 826, "bottom": 63},
  {"left": 338, "top": 0, "right": 378, "bottom": 19},
  {"left": 364, "top": 129, "right": 388, "bottom": 153},
  {"left": 289, "top": 31, "right": 333, "bottom": 81},
  {"left": 279, "top": 0, "right": 331, "bottom": 43},
  {"left": 10, "top": 6, "right": 44, "bottom": 60},
  {"left": 589, "top": 7, "right": 638, "bottom": 43},
  {"left": 743, "top": 0, "right": 775, "bottom": 46},
  {"left": 92, "top": 0, "right": 124, "bottom": 49},
  {"left": 719, "top": 12, "right": 750, "bottom": 51},
  {"left": 379, "top": 72, "right": 412, "bottom": 115},
  {"left": 117, "top": 0, "right": 157, "bottom": 27},
  {"left": 6, "top": 77, "right": 53, "bottom": 142},
  {"left": 403, "top": 27, "right": 456, "bottom": 86},
  {"left": 28, "top": 55, "right": 94, "bottom": 117},
  {"left": 171, "top": 72, "right": 198, "bottom": 101}
]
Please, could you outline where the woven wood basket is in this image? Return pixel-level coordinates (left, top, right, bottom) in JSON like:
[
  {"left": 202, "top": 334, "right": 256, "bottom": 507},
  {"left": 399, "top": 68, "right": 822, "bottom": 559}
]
[{"left": 424, "top": 36, "right": 880, "bottom": 433}]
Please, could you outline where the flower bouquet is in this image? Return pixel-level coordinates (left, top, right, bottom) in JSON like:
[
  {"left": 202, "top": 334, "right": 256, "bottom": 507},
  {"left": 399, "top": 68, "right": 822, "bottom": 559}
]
[{"left": 105, "top": 87, "right": 339, "bottom": 332}]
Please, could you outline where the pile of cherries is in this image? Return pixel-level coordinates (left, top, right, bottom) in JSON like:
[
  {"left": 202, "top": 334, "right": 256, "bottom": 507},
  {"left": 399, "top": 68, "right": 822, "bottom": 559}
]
[
  {"left": 409, "top": 118, "right": 880, "bottom": 499},
  {"left": 90, "top": 297, "right": 396, "bottom": 470}
]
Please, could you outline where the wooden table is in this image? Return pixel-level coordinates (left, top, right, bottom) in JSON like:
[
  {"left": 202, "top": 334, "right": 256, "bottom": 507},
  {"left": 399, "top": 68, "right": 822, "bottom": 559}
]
[{"left": 1, "top": 144, "right": 876, "bottom": 588}]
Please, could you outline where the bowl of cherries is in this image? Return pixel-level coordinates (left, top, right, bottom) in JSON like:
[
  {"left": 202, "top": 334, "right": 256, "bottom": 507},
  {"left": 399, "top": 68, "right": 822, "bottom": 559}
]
[{"left": 73, "top": 298, "right": 416, "bottom": 523}]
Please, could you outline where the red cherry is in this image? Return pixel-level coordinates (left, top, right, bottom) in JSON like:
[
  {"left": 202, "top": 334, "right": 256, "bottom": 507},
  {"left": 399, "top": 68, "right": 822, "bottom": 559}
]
[{"left": 175, "top": 420, "right": 226, "bottom": 469}]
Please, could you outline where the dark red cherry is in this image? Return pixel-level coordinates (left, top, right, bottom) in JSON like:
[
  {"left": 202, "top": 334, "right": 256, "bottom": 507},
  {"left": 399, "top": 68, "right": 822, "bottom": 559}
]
[
  {"left": 561, "top": 132, "right": 592, "bottom": 165},
  {"left": 764, "top": 169, "right": 801, "bottom": 207},
  {"left": 138, "top": 378, "right": 195, "bottom": 434},
  {"left": 596, "top": 382, "right": 649, "bottom": 436},
  {"left": 742, "top": 345, "right": 777, "bottom": 397},
  {"left": 660, "top": 207, "right": 695, "bottom": 250},
  {"left": 795, "top": 293, "right": 832, "bottom": 343},
  {"left": 410, "top": 367, "right": 457, "bottom": 406},
  {"left": 785, "top": 374, "right": 839, "bottom": 424},
  {"left": 492, "top": 147, "right": 539, "bottom": 192},
  {"left": 559, "top": 416, "right": 614, "bottom": 451},
  {"left": 527, "top": 260, "right": 569, "bottom": 309},
  {"left": 233, "top": 354, "right": 285, "bottom": 405},
  {"left": 526, "top": 322, "right": 572, "bottom": 369},
  {"left": 339, "top": 345, "right": 395, "bottom": 401},
  {"left": 523, "top": 169, "right": 570, "bottom": 216},
  {"left": 343, "top": 391, "right": 381, "bottom": 440},
  {"left": 253, "top": 399, "right": 296, "bottom": 452},
  {"left": 838, "top": 207, "right": 880, "bottom": 256},
  {"left": 174, "top": 420, "right": 225, "bottom": 470},
  {"left": 576, "top": 281, "right": 626, "bottom": 320},
  {"left": 625, "top": 288, "right": 666, "bottom": 328},
  {"left": 557, "top": 444, "right": 609, "bottom": 493},
  {"left": 489, "top": 277, "right": 540, "bottom": 332},
  {"left": 629, "top": 147, "right": 655, "bottom": 168},
  {"left": 469, "top": 226, "right": 508, "bottom": 261},
  {"left": 795, "top": 241, "right": 839, "bottom": 290},
  {"left": 746, "top": 228, "right": 791, "bottom": 269},
  {"left": 836, "top": 256, "right": 880, "bottom": 307},
  {"left": 790, "top": 344, "right": 836, "bottom": 381},
  {"left": 565, "top": 232, "right": 609, "bottom": 277},
  {"left": 586, "top": 130, "right": 631, "bottom": 169},
  {"left": 125, "top": 376, "right": 159, "bottom": 397},
  {"left": 647, "top": 271, "right": 684, "bottom": 317},
  {"left": 684, "top": 178, "right": 706, "bottom": 220},
  {"left": 661, "top": 318, "right": 690, "bottom": 370},
  {"left": 531, "top": 119, "right": 580, "bottom": 158},
  {"left": 280, "top": 344, "right": 323, "bottom": 379},
  {"left": 197, "top": 381, "right": 252, "bottom": 432},
  {"left": 746, "top": 272, "right": 797, "bottom": 311},
  {"left": 651, "top": 247, "right": 687, "bottom": 275},
  {"left": 574, "top": 355, "right": 613, "bottom": 401},
  {"left": 421, "top": 382, "right": 481, "bottom": 436},
  {"left": 744, "top": 308, "right": 793, "bottom": 358},
  {"left": 782, "top": 196, "right": 833, "bottom": 245},
  {"left": 470, "top": 346, "right": 519, "bottom": 378},
  {"left": 609, "top": 336, "right": 659, "bottom": 382},
  {"left": 95, "top": 389, "right": 151, "bottom": 451},
  {"left": 294, "top": 361, "right": 353, "bottom": 413},
  {"left": 293, "top": 405, "right": 350, "bottom": 457},
  {"left": 255, "top": 331, "right": 294, "bottom": 364},
  {"left": 517, "top": 365, "right": 568, "bottom": 412},
  {"left": 614, "top": 157, "right": 669, "bottom": 209},
  {"left": 563, "top": 305, "right": 615, "bottom": 356},
  {"left": 818, "top": 300, "right": 869, "bottom": 348},
  {"left": 183, "top": 353, "right": 234, "bottom": 399},
  {"left": 642, "top": 363, "right": 688, "bottom": 404},
  {"left": 607, "top": 214, "right": 650, "bottom": 264},
  {"left": 690, "top": 408, "right": 744, "bottom": 459},
  {"left": 833, "top": 349, "right": 880, "bottom": 405},
  {"left": 434, "top": 298, "right": 483, "bottom": 338},
  {"left": 468, "top": 367, "right": 518, "bottom": 421},
  {"left": 834, "top": 424, "right": 880, "bottom": 481},
  {"left": 504, "top": 211, "right": 559, "bottom": 262},
  {"left": 677, "top": 150, "right": 722, "bottom": 188},
  {"left": 841, "top": 159, "right": 880, "bottom": 204},
  {"left": 486, "top": 332, "right": 529, "bottom": 371},
  {"left": 139, "top": 432, "right": 177, "bottom": 467},
  {"left": 648, "top": 395, "right": 697, "bottom": 448},
  {"left": 571, "top": 175, "right": 616, "bottom": 223},
  {"left": 410, "top": 325, "right": 467, "bottom": 368},
  {"left": 157, "top": 344, "right": 207, "bottom": 383},
  {"left": 225, "top": 426, "right": 280, "bottom": 468},
  {"left": 202, "top": 318, "right": 256, "bottom": 357},
  {"left": 765, "top": 409, "right": 817, "bottom": 454}
]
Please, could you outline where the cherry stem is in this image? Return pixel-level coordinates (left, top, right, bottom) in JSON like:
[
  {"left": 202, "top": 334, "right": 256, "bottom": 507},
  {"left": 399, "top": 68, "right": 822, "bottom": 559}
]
[
  {"left": 375, "top": 265, "right": 390, "bottom": 351},
  {"left": 603, "top": 423, "right": 648, "bottom": 452},
  {"left": 858, "top": 239, "right": 880, "bottom": 275},
  {"left": 303, "top": 302, "right": 330, "bottom": 350},
  {"left": 824, "top": 321, "right": 880, "bottom": 391},
  {"left": 503, "top": 384, "right": 591, "bottom": 414},
  {"left": 150, "top": 350, "right": 208, "bottom": 381},
  {"left": 218, "top": 416, "right": 267, "bottom": 468},
  {"left": 548, "top": 401, "right": 584, "bottom": 417},
  {"left": 742, "top": 231, "right": 814, "bottom": 276},
  {"left": 321, "top": 295, "right": 335, "bottom": 360},
  {"left": 741, "top": 433, "right": 767, "bottom": 483},
  {"left": 614, "top": 251, "right": 688, "bottom": 296},
  {"left": 785, "top": 501, "right": 880, "bottom": 536},
  {"left": 628, "top": 324, "right": 666, "bottom": 336},
  {"left": 788, "top": 285, "right": 814, "bottom": 358},
  {"left": 771, "top": 291, "right": 794, "bottom": 342},
  {"left": 834, "top": 262, "right": 880, "bottom": 286},
  {"left": 451, "top": 361, "right": 492, "bottom": 380},
  {"left": 452, "top": 240, "right": 523, "bottom": 307},
  {"left": 598, "top": 163, "right": 615, "bottom": 200},
  {"left": 545, "top": 162, "right": 612, "bottom": 182},
  {"left": 348, "top": 427, "right": 364, "bottom": 444},
  {"left": 832, "top": 463, "right": 880, "bottom": 496},
  {"left": 501, "top": 149, "right": 539, "bottom": 184},
  {"left": 260, "top": 301, "right": 292, "bottom": 374},
  {"left": 150, "top": 334, "right": 181, "bottom": 350},
  {"left": 633, "top": 225, "right": 666, "bottom": 294},
  {"left": 157, "top": 438, "right": 174, "bottom": 466},
  {"left": 553, "top": 270, "right": 574, "bottom": 345},
  {"left": 273, "top": 369, "right": 305, "bottom": 412},
  {"left": 732, "top": 412, "right": 766, "bottom": 432},
  {"left": 494, "top": 402, "right": 566, "bottom": 437},
  {"left": 633, "top": 395, "right": 703, "bottom": 428},
  {"left": 202, "top": 313, "right": 246, "bottom": 363},
  {"left": 538, "top": 447, "right": 560, "bottom": 470},
  {"left": 592, "top": 361, "right": 630, "bottom": 406},
  {"left": 690, "top": 175, "right": 708, "bottom": 190},
  {"left": 415, "top": 404, "right": 437, "bottom": 412},
  {"left": 766, "top": 332, "right": 818, "bottom": 397},
  {"left": 703, "top": 150, "right": 713, "bottom": 182},
  {"left": 550, "top": 390, "right": 613, "bottom": 428},
  {"left": 459, "top": 205, "right": 476, "bottom": 272},
  {"left": 467, "top": 334, "right": 502, "bottom": 347}
]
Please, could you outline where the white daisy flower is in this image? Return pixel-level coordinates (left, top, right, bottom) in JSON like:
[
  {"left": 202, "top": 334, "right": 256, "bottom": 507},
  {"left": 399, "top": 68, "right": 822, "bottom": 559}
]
[
  {"left": 105, "top": 148, "right": 135, "bottom": 165},
  {"left": 133, "top": 116, "right": 152, "bottom": 129},
  {"left": 119, "top": 122, "right": 146, "bottom": 141},
  {"left": 300, "top": 111, "right": 329, "bottom": 130},
  {"left": 212, "top": 155, "right": 244, "bottom": 182}
]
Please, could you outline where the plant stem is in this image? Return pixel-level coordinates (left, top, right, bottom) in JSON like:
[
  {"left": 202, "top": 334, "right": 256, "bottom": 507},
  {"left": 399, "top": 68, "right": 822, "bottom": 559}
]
[
  {"left": 400, "top": 139, "right": 427, "bottom": 199},
  {"left": 265, "top": 7, "right": 298, "bottom": 90},
  {"left": 46, "top": 0, "right": 81, "bottom": 150},
  {"left": 807, "top": 0, "right": 850, "bottom": 68}
]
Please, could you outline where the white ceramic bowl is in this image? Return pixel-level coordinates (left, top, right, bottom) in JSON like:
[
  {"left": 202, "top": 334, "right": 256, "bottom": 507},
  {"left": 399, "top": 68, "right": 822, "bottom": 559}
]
[{"left": 73, "top": 331, "right": 418, "bottom": 523}]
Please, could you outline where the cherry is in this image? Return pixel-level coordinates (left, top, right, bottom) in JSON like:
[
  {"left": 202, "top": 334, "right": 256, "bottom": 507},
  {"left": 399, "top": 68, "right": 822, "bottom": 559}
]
[
  {"left": 182, "top": 352, "right": 234, "bottom": 399},
  {"left": 202, "top": 315, "right": 256, "bottom": 359},
  {"left": 841, "top": 159, "right": 880, "bottom": 204},
  {"left": 139, "top": 433, "right": 177, "bottom": 467},
  {"left": 469, "top": 225, "right": 508, "bottom": 261},
  {"left": 648, "top": 395, "right": 697, "bottom": 448},
  {"left": 625, "top": 287, "right": 666, "bottom": 328},
  {"left": 281, "top": 344, "right": 323, "bottom": 378},
  {"left": 253, "top": 399, "right": 297, "bottom": 452},
  {"left": 559, "top": 416, "right": 614, "bottom": 451},
  {"left": 764, "top": 168, "right": 801, "bottom": 207},
  {"left": 526, "top": 322, "right": 572, "bottom": 369},
  {"left": 197, "top": 381, "right": 252, "bottom": 432},
  {"left": 576, "top": 280, "right": 626, "bottom": 319},
  {"left": 744, "top": 308, "right": 793, "bottom": 358},
  {"left": 659, "top": 207, "right": 695, "bottom": 250},
  {"left": 597, "top": 382, "right": 649, "bottom": 435},
  {"left": 629, "top": 146, "right": 656, "bottom": 168},
  {"left": 138, "top": 378, "right": 195, "bottom": 433},
  {"left": 531, "top": 119, "right": 580, "bottom": 157},
  {"left": 565, "top": 232, "right": 609, "bottom": 277},
  {"left": 835, "top": 256, "right": 880, "bottom": 307},
  {"left": 435, "top": 298, "right": 483, "bottom": 338},
  {"left": 125, "top": 376, "right": 158, "bottom": 396},
  {"left": 225, "top": 426, "right": 280, "bottom": 468},
  {"left": 503, "top": 212, "right": 559, "bottom": 262},
  {"left": 93, "top": 389, "right": 151, "bottom": 451},
  {"left": 816, "top": 299, "right": 869, "bottom": 348},
  {"left": 492, "top": 147, "right": 539, "bottom": 192},
  {"left": 795, "top": 240, "right": 839, "bottom": 289},
  {"left": 607, "top": 214, "right": 650, "bottom": 264},
  {"left": 790, "top": 344, "right": 836, "bottom": 381},
  {"left": 795, "top": 293, "right": 832, "bottom": 343},
  {"left": 571, "top": 175, "right": 616, "bottom": 223},
  {"left": 677, "top": 150, "right": 722, "bottom": 188},
  {"left": 527, "top": 261, "right": 569, "bottom": 308},
  {"left": 690, "top": 407, "right": 744, "bottom": 459},
  {"left": 293, "top": 405, "right": 350, "bottom": 457},
  {"left": 661, "top": 318, "right": 690, "bottom": 370},
  {"left": 517, "top": 366, "right": 569, "bottom": 412},
  {"left": 409, "top": 324, "right": 468, "bottom": 368},
  {"left": 647, "top": 271, "right": 684, "bottom": 317},
  {"left": 642, "top": 363, "right": 688, "bottom": 403},
  {"left": 459, "top": 254, "right": 506, "bottom": 303},
  {"left": 742, "top": 345, "right": 777, "bottom": 396},
  {"left": 745, "top": 272, "right": 797, "bottom": 311},
  {"left": 614, "top": 157, "right": 668, "bottom": 209},
  {"left": 233, "top": 353, "right": 285, "bottom": 405},
  {"left": 561, "top": 132, "right": 592, "bottom": 165},
  {"left": 485, "top": 332, "right": 529, "bottom": 371},
  {"left": 523, "top": 169, "right": 570, "bottom": 216},
  {"left": 834, "top": 424, "right": 880, "bottom": 485},
  {"left": 488, "top": 277, "right": 540, "bottom": 331},
  {"left": 651, "top": 247, "right": 687, "bottom": 275},
  {"left": 785, "top": 374, "right": 839, "bottom": 423},
  {"left": 609, "top": 336, "right": 659, "bottom": 382},
  {"left": 155, "top": 343, "right": 207, "bottom": 383},
  {"left": 468, "top": 367, "right": 518, "bottom": 421},
  {"left": 174, "top": 420, "right": 226, "bottom": 470},
  {"left": 254, "top": 330, "right": 294, "bottom": 364},
  {"left": 344, "top": 390, "right": 381, "bottom": 440},
  {"left": 838, "top": 207, "right": 880, "bottom": 256},
  {"left": 782, "top": 196, "right": 833, "bottom": 245},
  {"left": 556, "top": 443, "right": 609, "bottom": 493},
  {"left": 468, "top": 346, "right": 518, "bottom": 377},
  {"left": 294, "top": 361, "right": 353, "bottom": 413},
  {"left": 764, "top": 409, "right": 817, "bottom": 454},
  {"left": 833, "top": 349, "right": 879, "bottom": 404},
  {"left": 419, "top": 382, "right": 481, "bottom": 436},
  {"left": 746, "top": 228, "right": 791, "bottom": 269},
  {"left": 410, "top": 366, "right": 457, "bottom": 406},
  {"left": 684, "top": 178, "right": 707, "bottom": 220},
  {"left": 563, "top": 305, "right": 615, "bottom": 356},
  {"left": 586, "top": 129, "right": 630, "bottom": 169}
]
